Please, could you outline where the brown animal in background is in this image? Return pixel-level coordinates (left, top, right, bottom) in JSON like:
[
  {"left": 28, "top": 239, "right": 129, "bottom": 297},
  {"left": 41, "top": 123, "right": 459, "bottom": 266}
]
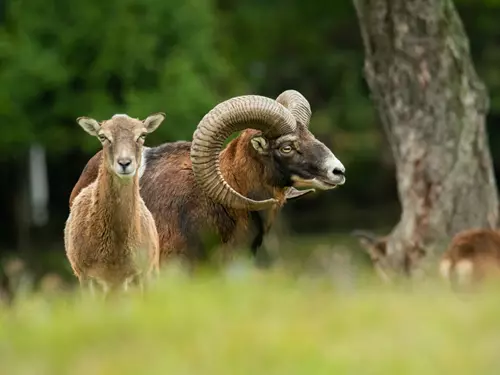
[
  {"left": 353, "top": 227, "right": 500, "bottom": 288},
  {"left": 351, "top": 230, "right": 426, "bottom": 282},
  {"left": 439, "top": 228, "right": 500, "bottom": 288},
  {"left": 0, "top": 258, "right": 29, "bottom": 303},
  {"left": 69, "top": 91, "right": 346, "bottom": 266},
  {"left": 351, "top": 230, "right": 392, "bottom": 282},
  {"left": 64, "top": 113, "right": 164, "bottom": 295}
]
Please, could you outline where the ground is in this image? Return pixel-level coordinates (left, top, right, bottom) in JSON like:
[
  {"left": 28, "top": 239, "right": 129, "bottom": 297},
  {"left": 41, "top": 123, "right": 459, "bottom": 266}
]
[{"left": 1, "top": 262, "right": 499, "bottom": 375}]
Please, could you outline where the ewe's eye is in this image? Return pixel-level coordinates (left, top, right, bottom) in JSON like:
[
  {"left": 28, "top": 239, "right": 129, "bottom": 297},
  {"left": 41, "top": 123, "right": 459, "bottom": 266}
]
[
  {"left": 280, "top": 145, "right": 293, "bottom": 154},
  {"left": 98, "top": 134, "right": 108, "bottom": 143},
  {"left": 138, "top": 133, "right": 147, "bottom": 142}
]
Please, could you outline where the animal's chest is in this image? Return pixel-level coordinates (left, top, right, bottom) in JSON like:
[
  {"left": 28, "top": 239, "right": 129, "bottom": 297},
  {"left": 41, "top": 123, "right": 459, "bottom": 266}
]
[
  {"left": 232, "top": 217, "right": 253, "bottom": 244},
  {"left": 206, "top": 205, "right": 274, "bottom": 249},
  {"left": 79, "top": 230, "right": 138, "bottom": 263},
  {"left": 224, "top": 214, "right": 267, "bottom": 249}
]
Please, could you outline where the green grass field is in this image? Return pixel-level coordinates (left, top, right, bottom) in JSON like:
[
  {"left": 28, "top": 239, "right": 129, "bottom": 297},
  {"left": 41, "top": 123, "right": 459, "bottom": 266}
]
[{"left": 1, "top": 263, "right": 499, "bottom": 375}]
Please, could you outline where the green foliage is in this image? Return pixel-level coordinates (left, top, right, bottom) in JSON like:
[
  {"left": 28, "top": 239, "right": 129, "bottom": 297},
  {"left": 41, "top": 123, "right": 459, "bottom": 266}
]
[
  {"left": 221, "top": 0, "right": 377, "bottom": 165},
  {"left": 0, "top": 0, "right": 246, "bottom": 155},
  {"left": 1, "top": 270, "right": 500, "bottom": 374},
  {"left": 1, "top": 0, "right": 498, "bottom": 167}
]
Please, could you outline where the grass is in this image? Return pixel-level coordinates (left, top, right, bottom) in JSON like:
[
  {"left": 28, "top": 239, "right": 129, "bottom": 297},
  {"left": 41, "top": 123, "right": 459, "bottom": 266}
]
[{"left": 1, "top": 263, "right": 499, "bottom": 375}]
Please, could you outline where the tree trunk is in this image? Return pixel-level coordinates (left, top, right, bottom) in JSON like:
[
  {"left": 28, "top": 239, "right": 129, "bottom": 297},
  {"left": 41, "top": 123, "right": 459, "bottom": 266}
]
[{"left": 353, "top": 0, "right": 498, "bottom": 276}]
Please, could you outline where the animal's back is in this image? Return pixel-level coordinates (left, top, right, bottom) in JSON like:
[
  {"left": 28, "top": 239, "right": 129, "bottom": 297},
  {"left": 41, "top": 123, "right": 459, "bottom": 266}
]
[
  {"left": 440, "top": 228, "right": 500, "bottom": 286},
  {"left": 69, "top": 151, "right": 102, "bottom": 207}
]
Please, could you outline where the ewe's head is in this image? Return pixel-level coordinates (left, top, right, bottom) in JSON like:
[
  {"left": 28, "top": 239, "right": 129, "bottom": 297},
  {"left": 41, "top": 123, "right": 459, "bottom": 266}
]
[
  {"left": 190, "top": 90, "right": 345, "bottom": 211},
  {"left": 77, "top": 113, "right": 165, "bottom": 179},
  {"left": 351, "top": 230, "right": 392, "bottom": 282}
]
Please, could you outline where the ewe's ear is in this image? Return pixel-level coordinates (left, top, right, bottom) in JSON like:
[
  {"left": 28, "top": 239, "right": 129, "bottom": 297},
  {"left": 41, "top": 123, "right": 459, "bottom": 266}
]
[
  {"left": 77, "top": 117, "right": 101, "bottom": 136},
  {"left": 351, "top": 230, "right": 385, "bottom": 253},
  {"left": 285, "top": 187, "right": 315, "bottom": 200},
  {"left": 351, "top": 230, "right": 377, "bottom": 245},
  {"left": 250, "top": 136, "right": 269, "bottom": 154},
  {"left": 143, "top": 112, "right": 166, "bottom": 133}
]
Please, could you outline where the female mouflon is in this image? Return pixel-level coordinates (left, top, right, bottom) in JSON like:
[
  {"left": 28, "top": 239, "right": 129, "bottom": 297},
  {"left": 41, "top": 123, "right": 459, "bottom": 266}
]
[{"left": 64, "top": 112, "right": 165, "bottom": 295}]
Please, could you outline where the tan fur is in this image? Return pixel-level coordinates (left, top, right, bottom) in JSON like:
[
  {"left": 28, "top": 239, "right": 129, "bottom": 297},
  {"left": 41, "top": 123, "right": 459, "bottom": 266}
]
[
  {"left": 438, "top": 258, "right": 452, "bottom": 284},
  {"left": 454, "top": 259, "right": 474, "bottom": 286},
  {"left": 64, "top": 115, "right": 161, "bottom": 293},
  {"left": 440, "top": 228, "right": 500, "bottom": 287}
]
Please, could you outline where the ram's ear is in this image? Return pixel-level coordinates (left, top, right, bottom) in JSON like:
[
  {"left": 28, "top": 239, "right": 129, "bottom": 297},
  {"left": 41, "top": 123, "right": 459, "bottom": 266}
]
[
  {"left": 285, "top": 187, "right": 315, "bottom": 200},
  {"left": 77, "top": 117, "right": 101, "bottom": 136},
  {"left": 143, "top": 112, "right": 166, "bottom": 133},
  {"left": 250, "top": 135, "right": 269, "bottom": 155}
]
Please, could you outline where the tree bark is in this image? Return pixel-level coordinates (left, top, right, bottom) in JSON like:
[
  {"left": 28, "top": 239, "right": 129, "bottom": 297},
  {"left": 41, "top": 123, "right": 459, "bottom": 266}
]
[{"left": 353, "top": 0, "right": 498, "bottom": 275}]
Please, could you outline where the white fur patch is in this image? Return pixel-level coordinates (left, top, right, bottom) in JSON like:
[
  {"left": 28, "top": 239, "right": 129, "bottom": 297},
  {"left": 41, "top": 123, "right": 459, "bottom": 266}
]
[
  {"left": 439, "top": 259, "right": 452, "bottom": 282},
  {"left": 455, "top": 260, "right": 474, "bottom": 286},
  {"left": 324, "top": 155, "right": 345, "bottom": 174},
  {"left": 138, "top": 147, "right": 150, "bottom": 179},
  {"left": 112, "top": 114, "right": 131, "bottom": 119},
  {"left": 321, "top": 151, "right": 346, "bottom": 185}
]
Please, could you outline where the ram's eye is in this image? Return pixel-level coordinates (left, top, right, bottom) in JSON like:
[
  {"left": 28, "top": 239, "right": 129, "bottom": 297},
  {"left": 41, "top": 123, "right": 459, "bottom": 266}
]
[
  {"left": 98, "top": 134, "right": 108, "bottom": 143},
  {"left": 280, "top": 145, "right": 293, "bottom": 154}
]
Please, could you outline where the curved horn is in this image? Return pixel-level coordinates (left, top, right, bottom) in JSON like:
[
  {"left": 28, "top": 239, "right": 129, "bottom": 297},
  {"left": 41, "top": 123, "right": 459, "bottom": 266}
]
[
  {"left": 191, "top": 95, "right": 296, "bottom": 211},
  {"left": 275, "top": 90, "right": 312, "bottom": 127}
]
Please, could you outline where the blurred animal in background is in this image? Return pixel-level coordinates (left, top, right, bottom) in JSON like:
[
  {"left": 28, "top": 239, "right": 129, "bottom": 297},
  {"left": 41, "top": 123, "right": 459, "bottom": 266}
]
[
  {"left": 352, "top": 226, "right": 500, "bottom": 291},
  {"left": 351, "top": 230, "right": 392, "bottom": 283},
  {"left": 0, "top": 256, "right": 70, "bottom": 304},
  {"left": 38, "top": 273, "right": 67, "bottom": 296},
  {"left": 0, "top": 265, "right": 13, "bottom": 305},
  {"left": 0, "top": 257, "right": 33, "bottom": 304},
  {"left": 64, "top": 113, "right": 164, "bottom": 296},
  {"left": 439, "top": 228, "right": 500, "bottom": 291},
  {"left": 351, "top": 230, "right": 426, "bottom": 283},
  {"left": 69, "top": 90, "right": 346, "bottom": 269}
]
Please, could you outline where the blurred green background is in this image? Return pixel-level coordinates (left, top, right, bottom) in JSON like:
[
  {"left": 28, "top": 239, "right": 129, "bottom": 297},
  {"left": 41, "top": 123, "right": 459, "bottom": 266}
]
[{"left": 0, "top": 0, "right": 499, "bottom": 278}]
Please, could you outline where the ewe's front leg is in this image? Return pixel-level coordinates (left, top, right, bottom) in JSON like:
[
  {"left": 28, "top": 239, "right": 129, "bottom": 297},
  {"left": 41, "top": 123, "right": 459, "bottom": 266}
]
[
  {"left": 78, "top": 274, "right": 96, "bottom": 297},
  {"left": 102, "top": 281, "right": 127, "bottom": 301},
  {"left": 129, "top": 272, "right": 147, "bottom": 296}
]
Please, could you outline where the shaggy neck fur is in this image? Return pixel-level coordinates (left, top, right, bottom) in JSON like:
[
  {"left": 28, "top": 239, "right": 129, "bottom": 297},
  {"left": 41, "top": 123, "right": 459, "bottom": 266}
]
[
  {"left": 94, "top": 156, "right": 140, "bottom": 240},
  {"left": 219, "top": 130, "right": 287, "bottom": 208}
]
